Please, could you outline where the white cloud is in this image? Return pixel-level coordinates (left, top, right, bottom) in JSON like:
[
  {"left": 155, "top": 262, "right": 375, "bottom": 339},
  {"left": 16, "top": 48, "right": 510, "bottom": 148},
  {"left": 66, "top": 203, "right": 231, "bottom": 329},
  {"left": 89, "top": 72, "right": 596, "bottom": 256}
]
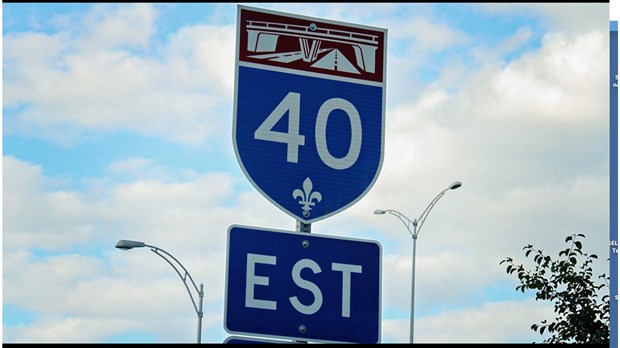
[
  {"left": 395, "top": 17, "right": 471, "bottom": 53},
  {"left": 483, "top": 30, "right": 607, "bottom": 124},
  {"left": 381, "top": 299, "right": 556, "bottom": 343},
  {"left": 416, "top": 299, "right": 555, "bottom": 343},
  {"left": 474, "top": 3, "right": 609, "bottom": 33},
  {"left": 2, "top": 155, "right": 242, "bottom": 251},
  {"left": 3, "top": 5, "right": 235, "bottom": 147},
  {"left": 379, "top": 25, "right": 608, "bottom": 199},
  {"left": 164, "top": 24, "right": 236, "bottom": 94},
  {"left": 498, "top": 26, "right": 534, "bottom": 56},
  {"left": 78, "top": 3, "right": 157, "bottom": 52}
]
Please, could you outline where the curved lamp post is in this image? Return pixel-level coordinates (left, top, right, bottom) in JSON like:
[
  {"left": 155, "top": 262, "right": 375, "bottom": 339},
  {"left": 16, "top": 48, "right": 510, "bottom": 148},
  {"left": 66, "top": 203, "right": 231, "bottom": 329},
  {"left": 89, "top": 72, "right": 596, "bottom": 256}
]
[
  {"left": 374, "top": 180, "right": 462, "bottom": 343},
  {"left": 115, "top": 239, "right": 204, "bottom": 344}
]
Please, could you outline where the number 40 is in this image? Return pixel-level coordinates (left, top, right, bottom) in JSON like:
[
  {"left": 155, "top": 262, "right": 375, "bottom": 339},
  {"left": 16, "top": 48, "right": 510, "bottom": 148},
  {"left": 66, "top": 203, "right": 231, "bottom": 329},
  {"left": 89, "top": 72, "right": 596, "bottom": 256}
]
[{"left": 254, "top": 92, "right": 362, "bottom": 170}]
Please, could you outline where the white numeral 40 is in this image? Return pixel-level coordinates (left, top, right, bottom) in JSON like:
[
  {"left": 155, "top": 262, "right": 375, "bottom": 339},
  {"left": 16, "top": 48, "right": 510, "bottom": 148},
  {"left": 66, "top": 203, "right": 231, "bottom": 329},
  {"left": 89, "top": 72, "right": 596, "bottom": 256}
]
[{"left": 254, "top": 92, "right": 362, "bottom": 170}]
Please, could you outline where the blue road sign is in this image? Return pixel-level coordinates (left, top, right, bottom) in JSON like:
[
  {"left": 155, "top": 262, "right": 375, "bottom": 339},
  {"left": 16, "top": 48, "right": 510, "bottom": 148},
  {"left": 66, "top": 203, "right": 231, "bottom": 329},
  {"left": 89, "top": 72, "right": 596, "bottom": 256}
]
[
  {"left": 233, "top": 5, "right": 387, "bottom": 223},
  {"left": 224, "top": 225, "right": 382, "bottom": 343}
]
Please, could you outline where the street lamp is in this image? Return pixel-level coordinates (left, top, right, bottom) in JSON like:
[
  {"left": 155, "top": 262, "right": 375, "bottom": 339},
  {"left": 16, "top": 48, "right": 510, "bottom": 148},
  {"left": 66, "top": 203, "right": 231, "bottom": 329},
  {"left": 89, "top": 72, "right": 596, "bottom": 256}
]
[
  {"left": 115, "top": 239, "right": 204, "bottom": 344},
  {"left": 374, "top": 180, "right": 462, "bottom": 343}
]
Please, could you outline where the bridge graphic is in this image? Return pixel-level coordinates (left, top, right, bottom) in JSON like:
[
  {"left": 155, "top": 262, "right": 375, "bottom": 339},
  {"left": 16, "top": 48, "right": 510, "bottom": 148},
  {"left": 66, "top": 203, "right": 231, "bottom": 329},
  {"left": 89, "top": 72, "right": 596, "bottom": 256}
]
[{"left": 245, "top": 20, "right": 380, "bottom": 76}]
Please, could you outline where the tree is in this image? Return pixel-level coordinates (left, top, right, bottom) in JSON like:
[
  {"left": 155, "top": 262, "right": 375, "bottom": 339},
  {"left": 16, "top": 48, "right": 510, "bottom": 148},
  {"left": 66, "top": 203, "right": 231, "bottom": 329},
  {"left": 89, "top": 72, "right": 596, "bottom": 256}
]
[{"left": 500, "top": 233, "right": 610, "bottom": 344}]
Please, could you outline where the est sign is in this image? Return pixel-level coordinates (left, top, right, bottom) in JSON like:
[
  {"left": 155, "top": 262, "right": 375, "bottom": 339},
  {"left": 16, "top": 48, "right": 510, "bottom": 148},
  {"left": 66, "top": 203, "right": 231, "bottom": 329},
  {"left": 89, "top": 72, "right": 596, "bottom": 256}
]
[
  {"left": 224, "top": 225, "right": 382, "bottom": 343},
  {"left": 233, "top": 5, "right": 387, "bottom": 223}
]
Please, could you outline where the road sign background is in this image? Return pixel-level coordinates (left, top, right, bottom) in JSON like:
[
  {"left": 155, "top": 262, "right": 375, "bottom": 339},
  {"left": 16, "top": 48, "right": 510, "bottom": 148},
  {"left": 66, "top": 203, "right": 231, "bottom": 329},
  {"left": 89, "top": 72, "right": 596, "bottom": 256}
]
[
  {"left": 224, "top": 225, "right": 382, "bottom": 343},
  {"left": 233, "top": 6, "right": 387, "bottom": 224}
]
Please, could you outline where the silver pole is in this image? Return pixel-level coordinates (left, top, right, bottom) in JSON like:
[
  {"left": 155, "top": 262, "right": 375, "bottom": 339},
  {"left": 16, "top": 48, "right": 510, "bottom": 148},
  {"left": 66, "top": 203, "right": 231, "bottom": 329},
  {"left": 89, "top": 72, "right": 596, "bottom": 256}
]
[
  {"left": 115, "top": 240, "right": 205, "bottom": 343},
  {"left": 410, "top": 225, "right": 417, "bottom": 344},
  {"left": 144, "top": 245, "right": 204, "bottom": 344},
  {"left": 197, "top": 283, "right": 204, "bottom": 344},
  {"left": 374, "top": 182, "right": 461, "bottom": 343}
]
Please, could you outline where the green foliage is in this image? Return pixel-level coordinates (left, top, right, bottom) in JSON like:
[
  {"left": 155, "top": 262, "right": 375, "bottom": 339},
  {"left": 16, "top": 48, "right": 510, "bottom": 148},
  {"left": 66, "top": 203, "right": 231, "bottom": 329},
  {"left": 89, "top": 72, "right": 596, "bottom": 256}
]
[{"left": 500, "top": 233, "right": 610, "bottom": 344}]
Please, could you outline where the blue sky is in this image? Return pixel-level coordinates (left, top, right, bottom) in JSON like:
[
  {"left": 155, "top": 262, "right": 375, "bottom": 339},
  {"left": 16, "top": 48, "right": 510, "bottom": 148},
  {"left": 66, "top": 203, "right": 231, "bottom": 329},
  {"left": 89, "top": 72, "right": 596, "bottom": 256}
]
[{"left": 2, "top": 2, "right": 617, "bottom": 343}]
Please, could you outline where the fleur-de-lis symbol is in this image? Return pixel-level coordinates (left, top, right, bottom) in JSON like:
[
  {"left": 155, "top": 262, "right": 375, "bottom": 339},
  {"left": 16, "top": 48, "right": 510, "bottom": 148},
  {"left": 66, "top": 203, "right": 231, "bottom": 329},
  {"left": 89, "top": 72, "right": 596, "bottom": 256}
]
[{"left": 292, "top": 177, "right": 322, "bottom": 218}]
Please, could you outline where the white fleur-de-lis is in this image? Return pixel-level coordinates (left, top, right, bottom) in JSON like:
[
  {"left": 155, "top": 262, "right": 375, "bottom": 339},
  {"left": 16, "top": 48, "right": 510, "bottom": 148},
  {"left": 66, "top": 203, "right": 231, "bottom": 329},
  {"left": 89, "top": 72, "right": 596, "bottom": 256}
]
[{"left": 292, "top": 177, "right": 322, "bottom": 218}]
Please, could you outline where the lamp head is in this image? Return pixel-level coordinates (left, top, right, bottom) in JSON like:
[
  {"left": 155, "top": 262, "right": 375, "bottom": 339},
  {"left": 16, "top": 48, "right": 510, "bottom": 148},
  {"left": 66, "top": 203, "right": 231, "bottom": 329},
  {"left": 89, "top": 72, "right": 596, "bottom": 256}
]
[
  {"left": 373, "top": 209, "right": 386, "bottom": 215},
  {"left": 449, "top": 181, "right": 462, "bottom": 190},
  {"left": 115, "top": 239, "right": 146, "bottom": 250}
]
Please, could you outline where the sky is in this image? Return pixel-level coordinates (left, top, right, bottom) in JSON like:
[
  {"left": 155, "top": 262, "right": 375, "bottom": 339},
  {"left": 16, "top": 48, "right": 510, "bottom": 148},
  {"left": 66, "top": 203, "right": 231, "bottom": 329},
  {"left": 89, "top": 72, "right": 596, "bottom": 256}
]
[{"left": 2, "top": 2, "right": 618, "bottom": 344}]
